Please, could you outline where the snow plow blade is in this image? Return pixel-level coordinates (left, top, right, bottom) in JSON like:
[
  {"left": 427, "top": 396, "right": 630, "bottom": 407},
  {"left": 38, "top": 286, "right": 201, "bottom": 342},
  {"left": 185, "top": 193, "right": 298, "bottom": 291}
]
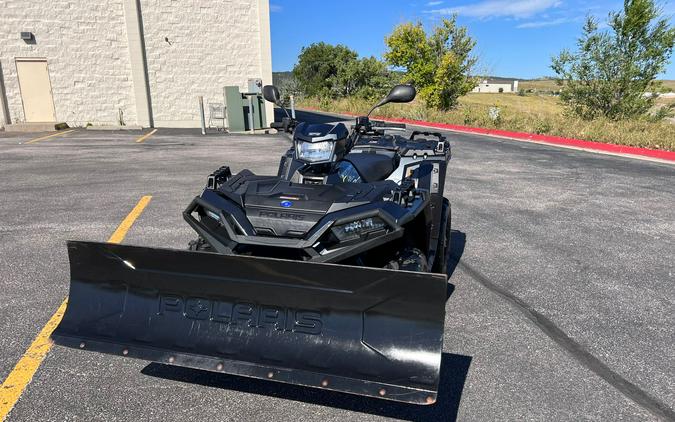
[{"left": 52, "top": 241, "right": 448, "bottom": 404}]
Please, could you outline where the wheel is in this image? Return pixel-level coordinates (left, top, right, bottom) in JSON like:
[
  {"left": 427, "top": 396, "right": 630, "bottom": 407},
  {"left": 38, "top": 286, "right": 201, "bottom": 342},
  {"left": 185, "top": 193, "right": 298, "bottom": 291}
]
[
  {"left": 386, "top": 247, "right": 429, "bottom": 272},
  {"left": 432, "top": 200, "right": 452, "bottom": 274},
  {"left": 188, "top": 237, "right": 214, "bottom": 252}
]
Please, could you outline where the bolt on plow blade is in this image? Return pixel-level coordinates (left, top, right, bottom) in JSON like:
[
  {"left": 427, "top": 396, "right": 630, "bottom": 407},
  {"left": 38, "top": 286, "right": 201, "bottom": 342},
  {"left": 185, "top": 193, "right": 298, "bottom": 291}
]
[{"left": 53, "top": 241, "right": 448, "bottom": 404}]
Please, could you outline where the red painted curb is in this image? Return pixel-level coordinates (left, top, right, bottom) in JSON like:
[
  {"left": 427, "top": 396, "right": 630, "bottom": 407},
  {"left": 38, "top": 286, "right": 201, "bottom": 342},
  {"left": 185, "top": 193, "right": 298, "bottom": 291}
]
[{"left": 299, "top": 107, "right": 675, "bottom": 162}]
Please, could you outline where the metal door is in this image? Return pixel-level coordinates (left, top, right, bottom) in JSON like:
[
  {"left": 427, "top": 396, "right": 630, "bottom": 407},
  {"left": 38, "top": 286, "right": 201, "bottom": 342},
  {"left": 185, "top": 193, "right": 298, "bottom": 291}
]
[{"left": 16, "top": 58, "right": 56, "bottom": 122}]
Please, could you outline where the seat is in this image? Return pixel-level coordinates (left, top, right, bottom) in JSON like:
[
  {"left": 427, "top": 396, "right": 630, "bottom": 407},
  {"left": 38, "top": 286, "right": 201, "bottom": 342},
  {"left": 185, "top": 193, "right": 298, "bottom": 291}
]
[{"left": 343, "top": 152, "right": 396, "bottom": 183}]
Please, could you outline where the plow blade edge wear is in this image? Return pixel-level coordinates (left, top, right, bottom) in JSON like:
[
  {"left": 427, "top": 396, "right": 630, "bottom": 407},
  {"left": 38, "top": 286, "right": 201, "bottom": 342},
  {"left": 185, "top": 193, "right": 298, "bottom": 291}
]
[{"left": 52, "top": 241, "right": 448, "bottom": 404}]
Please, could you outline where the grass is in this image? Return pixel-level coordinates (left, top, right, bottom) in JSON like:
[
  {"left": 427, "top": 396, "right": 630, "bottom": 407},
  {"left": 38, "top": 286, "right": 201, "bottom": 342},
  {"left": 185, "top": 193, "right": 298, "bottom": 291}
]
[
  {"left": 658, "top": 80, "right": 675, "bottom": 91},
  {"left": 520, "top": 79, "right": 675, "bottom": 93},
  {"left": 299, "top": 93, "right": 675, "bottom": 151},
  {"left": 519, "top": 79, "right": 560, "bottom": 92}
]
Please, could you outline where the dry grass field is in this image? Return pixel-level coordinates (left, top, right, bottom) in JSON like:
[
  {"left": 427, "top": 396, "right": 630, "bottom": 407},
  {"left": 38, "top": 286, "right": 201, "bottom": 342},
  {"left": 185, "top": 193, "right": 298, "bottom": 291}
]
[
  {"left": 300, "top": 93, "right": 675, "bottom": 151},
  {"left": 519, "top": 79, "right": 560, "bottom": 92},
  {"left": 660, "top": 80, "right": 675, "bottom": 91},
  {"left": 520, "top": 79, "right": 675, "bottom": 93}
]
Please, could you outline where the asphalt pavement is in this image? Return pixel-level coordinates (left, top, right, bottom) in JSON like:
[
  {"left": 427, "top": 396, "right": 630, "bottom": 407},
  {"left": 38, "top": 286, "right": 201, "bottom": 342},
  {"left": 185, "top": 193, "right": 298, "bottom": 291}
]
[{"left": 0, "top": 112, "right": 673, "bottom": 421}]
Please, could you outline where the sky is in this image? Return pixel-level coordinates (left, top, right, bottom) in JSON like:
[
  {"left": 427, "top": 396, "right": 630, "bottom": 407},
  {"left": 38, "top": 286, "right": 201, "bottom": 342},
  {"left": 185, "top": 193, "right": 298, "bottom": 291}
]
[{"left": 269, "top": 0, "right": 675, "bottom": 79}]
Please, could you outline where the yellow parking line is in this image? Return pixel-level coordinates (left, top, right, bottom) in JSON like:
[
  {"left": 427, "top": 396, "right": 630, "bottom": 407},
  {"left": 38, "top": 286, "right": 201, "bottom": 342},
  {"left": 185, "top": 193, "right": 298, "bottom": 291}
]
[
  {"left": 24, "top": 129, "right": 76, "bottom": 145},
  {"left": 0, "top": 195, "right": 153, "bottom": 420},
  {"left": 107, "top": 196, "right": 153, "bottom": 243},
  {"left": 135, "top": 129, "right": 157, "bottom": 143}
]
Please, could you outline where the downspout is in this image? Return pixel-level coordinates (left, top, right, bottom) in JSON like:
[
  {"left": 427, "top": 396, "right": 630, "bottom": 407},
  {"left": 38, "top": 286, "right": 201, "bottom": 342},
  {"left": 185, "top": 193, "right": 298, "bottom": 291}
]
[
  {"left": 257, "top": 0, "right": 274, "bottom": 127},
  {"left": 0, "top": 61, "right": 11, "bottom": 127},
  {"left": 123, "top": 0, "right": 153, "bottom": 127}
]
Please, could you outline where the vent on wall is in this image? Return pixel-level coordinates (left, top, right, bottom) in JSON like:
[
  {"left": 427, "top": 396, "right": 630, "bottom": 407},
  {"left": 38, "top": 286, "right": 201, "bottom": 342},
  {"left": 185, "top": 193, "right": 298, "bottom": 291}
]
[{"left": 20, "top": 32, "right": 34, "bottom": 42}]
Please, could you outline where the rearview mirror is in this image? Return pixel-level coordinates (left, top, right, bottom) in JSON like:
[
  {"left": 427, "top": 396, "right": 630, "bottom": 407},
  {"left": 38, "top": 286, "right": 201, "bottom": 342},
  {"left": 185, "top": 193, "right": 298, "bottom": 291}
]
[
  {"left": 368, "top": 85, "right": 416, "bottom": 116},
  {"left": 384, "top": 85, "right": 417, "bottom": 104},
  {"left": 263, "top": 85, "right": 281, "bottom": 104}
]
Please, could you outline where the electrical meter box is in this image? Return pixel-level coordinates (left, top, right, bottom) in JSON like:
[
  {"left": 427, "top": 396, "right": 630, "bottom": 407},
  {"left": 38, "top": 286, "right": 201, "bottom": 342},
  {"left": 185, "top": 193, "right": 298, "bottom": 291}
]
[{"left": 224, "top": 85, "right": 267, "bottom": 132}]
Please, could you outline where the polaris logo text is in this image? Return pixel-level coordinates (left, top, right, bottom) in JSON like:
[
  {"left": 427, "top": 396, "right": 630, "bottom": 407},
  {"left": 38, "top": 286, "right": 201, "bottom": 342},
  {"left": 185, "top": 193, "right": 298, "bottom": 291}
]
[
  {"left": 258, "top": 210, "right": 306, "bottom": 221},
  {"left": 158, "top": 295, "right": 322, "bottom": 335}
]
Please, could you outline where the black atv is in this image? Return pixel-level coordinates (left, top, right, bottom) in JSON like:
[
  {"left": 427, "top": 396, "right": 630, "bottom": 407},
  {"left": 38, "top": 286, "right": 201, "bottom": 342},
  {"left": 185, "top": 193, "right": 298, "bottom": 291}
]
[
  {"left": 52, "top": 85, "right": 452, "bottom": 405},
  {"left": 186, "top": 84, "right": 451, "bottom": 274}
]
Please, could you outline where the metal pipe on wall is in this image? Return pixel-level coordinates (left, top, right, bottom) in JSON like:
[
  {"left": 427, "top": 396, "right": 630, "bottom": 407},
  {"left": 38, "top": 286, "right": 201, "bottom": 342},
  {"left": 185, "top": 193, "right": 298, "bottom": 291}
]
[
  {"left": 0, "top": 61, "right": 11, "bottom": 126},
  {"left": 290, "top": 95, "right": 296, "bottom": 119},
  {"left": 122, "top": 0, "right": 153, "bottom": 128},
  {"left": 198, "top": 96, "right": 206, "bottom": 135},
  {"left": 247, "top": 95, "right": 255, "bottom": 133}
]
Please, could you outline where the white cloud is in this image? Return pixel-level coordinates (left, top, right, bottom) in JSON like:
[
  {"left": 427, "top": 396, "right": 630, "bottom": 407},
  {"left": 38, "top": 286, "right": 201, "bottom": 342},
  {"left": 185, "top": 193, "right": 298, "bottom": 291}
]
[
  {"left": 516, "top": 17, "right": 575, "bottom": 28},
  {"left": 427, "top": 1, "right": 444, "bottom": 5},
  {"left": 427, "top": 0, "right": 561, "bottom": 19},
  {"left": 270, "top": 3, "right": 282, "bottom": 12}
]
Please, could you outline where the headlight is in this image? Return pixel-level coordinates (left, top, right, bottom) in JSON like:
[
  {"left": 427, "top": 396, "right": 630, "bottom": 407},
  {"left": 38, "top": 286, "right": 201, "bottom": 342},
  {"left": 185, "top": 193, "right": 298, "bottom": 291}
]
[
  {"left": 297, "top": 141, "right": 334, "bottom": 163},
  {"left": 331, "top": 217, "right": 387, "bottom": 242}
]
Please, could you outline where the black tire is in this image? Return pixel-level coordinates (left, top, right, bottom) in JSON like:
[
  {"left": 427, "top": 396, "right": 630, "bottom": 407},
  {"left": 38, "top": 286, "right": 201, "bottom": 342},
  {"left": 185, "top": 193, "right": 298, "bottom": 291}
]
[
  {"left": 188, "top": 237, "right": 214, "bottom": 252},
  {"left": 432, "top": 200, "right": 452, "bottom": 274},
  {"left": 386, "top": 247, "right": 429, "bottom": 272}
]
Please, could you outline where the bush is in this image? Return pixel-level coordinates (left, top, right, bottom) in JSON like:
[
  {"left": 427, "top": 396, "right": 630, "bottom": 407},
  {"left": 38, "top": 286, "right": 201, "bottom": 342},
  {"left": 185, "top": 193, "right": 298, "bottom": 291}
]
[
  {"left": 463, "top": 108, "right": 476, "bottom": 125},
  {"left": 534, "top": 119, "right": 552, "bottom": 134}
]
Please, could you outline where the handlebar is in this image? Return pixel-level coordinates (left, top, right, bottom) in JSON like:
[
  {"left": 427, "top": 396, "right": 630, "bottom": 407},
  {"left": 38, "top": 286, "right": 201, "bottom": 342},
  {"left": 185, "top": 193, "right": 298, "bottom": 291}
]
[
  {"left": 370, "top": 120, "right": 407, "bottom": 130},
  {"left": 270, "top": 117, "right": 297, "bottom": 133}
]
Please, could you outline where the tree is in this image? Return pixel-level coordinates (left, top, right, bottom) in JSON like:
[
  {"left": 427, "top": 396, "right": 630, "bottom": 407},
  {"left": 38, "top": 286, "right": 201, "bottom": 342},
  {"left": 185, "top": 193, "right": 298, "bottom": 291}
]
[
  {"left": 328, "top": 56, "right": 393, "bottom": 99},
  {"left": 551, "top": 0, "right": 675, "bottom": 120},
  {"left": 292, "top": 42, "right": 394, "bottom": 99},
  {"left": 384, "top": 17, "right": 478, "bottom": 110},
  {"left": 292, "top": 43, "right": 358, "bottom": 97}
]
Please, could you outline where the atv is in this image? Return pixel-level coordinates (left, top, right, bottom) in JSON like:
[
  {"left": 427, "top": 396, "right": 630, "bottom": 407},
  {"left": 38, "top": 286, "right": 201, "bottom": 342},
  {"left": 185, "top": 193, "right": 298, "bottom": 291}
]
[{"left": 52, "top": 85, "right": 452, "bottom": 405}]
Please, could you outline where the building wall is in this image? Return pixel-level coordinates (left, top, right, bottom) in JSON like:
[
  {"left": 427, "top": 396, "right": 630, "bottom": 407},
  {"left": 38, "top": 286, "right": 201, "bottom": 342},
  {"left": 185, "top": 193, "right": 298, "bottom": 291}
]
[
  {"left": 472, "top": 83, "right": 515, "bottom": 94},
  {"left": 0, "top": 0, "right": 272, "bottom": 128},
  {"left": 0, "top": 0, "right": 137, "bottom": 126},
  {"left": 139, "top": 0, "right": 270, "bottom": 127}
]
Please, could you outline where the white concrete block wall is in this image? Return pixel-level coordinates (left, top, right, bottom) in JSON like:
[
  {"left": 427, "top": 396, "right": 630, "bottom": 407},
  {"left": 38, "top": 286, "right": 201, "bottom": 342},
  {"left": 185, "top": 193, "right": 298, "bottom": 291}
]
[
  {"left": 0, "top": 0, "right": 137, "bottom": 126},
  {"left": 0, "top": 0, "right": 271, "bottom": 128},
  {"left": 472, "top": 83, "right": 516, "bottom": 94},
  {"left": 140, "top": 0, "right": 268, "bottom": 127}
]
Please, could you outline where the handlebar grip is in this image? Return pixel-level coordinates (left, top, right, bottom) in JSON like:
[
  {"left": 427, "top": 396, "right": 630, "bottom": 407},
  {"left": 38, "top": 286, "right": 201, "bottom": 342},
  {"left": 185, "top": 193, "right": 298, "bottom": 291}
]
[{"left": 270, "top": 122, "right": 284, "bottom": 129}]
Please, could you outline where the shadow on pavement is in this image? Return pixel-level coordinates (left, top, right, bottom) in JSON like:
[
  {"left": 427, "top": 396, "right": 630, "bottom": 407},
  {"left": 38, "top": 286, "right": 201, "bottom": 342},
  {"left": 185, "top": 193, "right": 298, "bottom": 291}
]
[
  {"left": 275, "top": 108, "right": 352, "bottom": 124},
  {"left": 142, "top": 352, "right": 471, "bottom": 422},
  {"left": 447, "top": 230, "right": 466, "bottom": 280},
  {"left": 445, "top": 230, "right": 466, "bottom": 299}
]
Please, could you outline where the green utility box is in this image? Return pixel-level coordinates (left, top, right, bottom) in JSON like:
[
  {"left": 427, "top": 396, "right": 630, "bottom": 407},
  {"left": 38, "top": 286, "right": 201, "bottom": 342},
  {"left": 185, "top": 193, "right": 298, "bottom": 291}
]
[{"left": 224, "top": 86, "right": 267, "bottom": 132}]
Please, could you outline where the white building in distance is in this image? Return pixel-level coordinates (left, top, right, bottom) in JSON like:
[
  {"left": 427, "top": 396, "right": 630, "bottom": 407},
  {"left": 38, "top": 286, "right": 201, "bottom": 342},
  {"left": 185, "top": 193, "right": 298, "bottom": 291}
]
[
  {"left": 0, "top": 0, "right": 273, "bottom": 128},
  {"left": 472, "top": 79, "right": 519, "bottom": 94}
]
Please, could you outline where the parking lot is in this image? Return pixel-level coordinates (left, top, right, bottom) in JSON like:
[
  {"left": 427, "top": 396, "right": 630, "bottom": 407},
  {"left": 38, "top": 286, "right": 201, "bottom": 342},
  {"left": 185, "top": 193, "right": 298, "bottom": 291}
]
[{"left": 1, "top": 110, "right": 674, "bottom": 421}]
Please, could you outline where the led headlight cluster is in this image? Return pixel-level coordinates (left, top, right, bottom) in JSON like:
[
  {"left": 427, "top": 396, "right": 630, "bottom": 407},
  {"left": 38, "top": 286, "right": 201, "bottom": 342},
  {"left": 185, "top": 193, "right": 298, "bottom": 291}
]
[
  {"left": 297, "top": 141, "right": 335, "bottom": 163},
  {"left": 331, "top": 217, "right": 387, "bottom": 242}
]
